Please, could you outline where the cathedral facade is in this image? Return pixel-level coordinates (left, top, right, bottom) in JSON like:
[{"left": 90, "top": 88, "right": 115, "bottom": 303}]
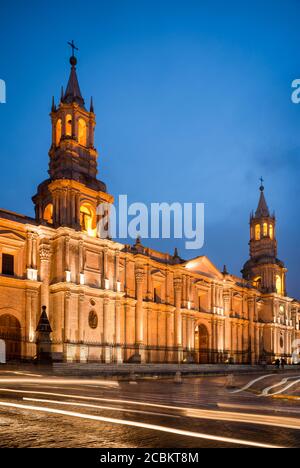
[{"left": 0, "top": 54, "right": 299, "bottom": 365}]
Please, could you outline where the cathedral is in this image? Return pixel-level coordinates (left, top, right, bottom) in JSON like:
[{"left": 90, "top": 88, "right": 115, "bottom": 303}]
[{"left": 0, "top": 52, "right": 299, "bottom": 365}]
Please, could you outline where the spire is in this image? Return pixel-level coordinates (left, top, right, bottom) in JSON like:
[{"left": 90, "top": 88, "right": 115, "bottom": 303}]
[
  {"left": 255, "top": 178, "right": 270, "bottom": 218},
  {"left": 62, "top": 42, "right": 85, "bottom": 108},
  {"left": 36, "top": 306, "right": 52, "bottom": 333},
  {"left": 90, "top": 96, "right": 94, "bottom": 113}
]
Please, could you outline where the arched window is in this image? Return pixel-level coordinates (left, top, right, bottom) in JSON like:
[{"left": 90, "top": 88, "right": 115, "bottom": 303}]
[
  {"left": 269, "top": 224, "right": 274, "bottom": 240},
  {"left": 255, "top": 224, "right": 261, "bottom": 240},
  {"left": 65, "top": 114, "right": 72, "bottom": 136},
  {"left": 263, "top": 223, "right": 268, "bottom": 237},
  {"left": 80, "top": 203, "right": 96, "bottom": 237},
  {"left": 43, "top": 204, "right": 53, "bottom": 224},
  {"left": 276, "top": 275, "right": 282, "bottom": 295},
  {"left": 56, "top": 119, "right": 62, "bottom": 146},
  {"left": 253, "top": 276, "right": 262, "bottom": 290},
  {"left": 78, "top": 118, "right": 87, "bottom": 146}
]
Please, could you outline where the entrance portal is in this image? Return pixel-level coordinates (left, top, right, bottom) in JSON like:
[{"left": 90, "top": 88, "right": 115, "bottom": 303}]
[
  {"left": 195, "top": 324, "right": 209, "bottom": 363},
  {"left": 0, "top": 314, "right": 21, "bottom": 361}
]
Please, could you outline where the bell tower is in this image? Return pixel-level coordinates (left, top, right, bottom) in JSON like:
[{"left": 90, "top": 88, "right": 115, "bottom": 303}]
[
  {"left": 32, "top": 43, "right": 113, "bottom": 235},
  {"left": 242, "top": 180, "right": 286, "bottom": 295}
]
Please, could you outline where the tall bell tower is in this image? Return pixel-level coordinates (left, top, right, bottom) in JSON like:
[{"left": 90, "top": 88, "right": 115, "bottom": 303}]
[
  {"left": 242, "top": 180, "right": 287, "bottom": 295},
  {"left": 32, "top": 43, "right": 113, "bottom": 235}
]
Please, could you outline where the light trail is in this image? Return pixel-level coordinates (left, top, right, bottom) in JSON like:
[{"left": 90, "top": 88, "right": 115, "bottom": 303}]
[
  {"left": 261, "top": 376, "right": 300, "bottom": 397},
  {"left": 0, "top": 378, "right": 119, "bottom": 387},
  {"left": 1, "top": 388, "right": 299, "bottom": 431},
  {"left": 22, "top": 397, "right": 180, "bottom": 419},
  {"left": 230, "top": 374, "right": 275, "bottom": 394},
  {"left": 0, "top": 400, "right": 281, "bottom": 448},
  {"left": 218, "top": 403, "right": 300, "bottom": 415},
  {"left": 24, "top": 396, "right": 300, "bottom": 430}
]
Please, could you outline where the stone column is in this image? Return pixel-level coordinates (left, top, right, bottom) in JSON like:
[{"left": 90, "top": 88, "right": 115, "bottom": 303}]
[
  {"left": 255, "top": 324, "right": 260, "bottom": 363},
  {"left": 78, "top": 294, "right": 88, "bottom": 362},
  {"left": 247, "top": 297, "right": 256, "bottom": 365},
  {"left": 115, "top": 251, "right": 120, "bottom": 291},
  {"left": 64, "top": 292, "right": 74, "bottom": 362},
  {"left": 174, "top": 277, "right": 183, "bottom": 363},
  {"left": 25, "top": 290, "right": 35, "bottom": 358},
  {"left": 223, "top": 292, "right": 231, "bottom": 359},
  {"left": 115, "top": 299, "right": 123, "bottom": 363},
  {"left": 103, "top": 297, "right": 112, "bottom": 363},
  {"left": 238, "top": 323, "right": 243, "bottom": 363},
  {"left": 39, "top": 245, "right": 51, "bottom": 311},
  {"left": 135, "top": 267, "right": 145, "bottom": 362},
  {"left": 78, "top": 294, "right": 85, "bottom": 342},
  {"left": 27, "top": 233, "right": 33, "bottom": 269},
  {"left": 166, "top": 311, "right": 174, "bottom": 362}
]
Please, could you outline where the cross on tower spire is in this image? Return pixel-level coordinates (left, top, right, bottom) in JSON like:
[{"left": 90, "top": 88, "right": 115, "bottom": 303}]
[{"left": 67, "top": 40, "right": 78, "bottom": 58}]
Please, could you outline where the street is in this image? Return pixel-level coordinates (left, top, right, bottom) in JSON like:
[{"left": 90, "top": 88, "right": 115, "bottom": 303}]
[{"left": 0, "top": 368, "right": 299, "bottom": 448}]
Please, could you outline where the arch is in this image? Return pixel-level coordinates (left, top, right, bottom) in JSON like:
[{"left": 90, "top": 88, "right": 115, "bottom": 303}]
[
  {"left": 65, "top": 114, "right": 72, "bottom": 136},
  {"left": 78, "top": 118, "right": 87, "bottom": 146},
  {"left": 255, "top": 224, "right": 261, "bottom": 240},
  {"left": 269, "top": 224, "right": 274, "bottom": 240},
  {"left": 0, "top": 340, "right": 5, "bottom": 363},
  {"left": 253, "top": 276, "right": 262, "bottom": 290},
  {"left": 56, "top": 119, "right": 62, "bottom": 146},
  {"left": 276, "top": 275, "right": 283, "bottom": 295},
  {"left": 263, "top": 222, "right": 268, "bottom": 237},
  {"left": 80, "top": 203, "right": 96, "bottom": 237},
  {"left": 195, "top": 323, "right": 209, "bottom": 364},
  {"left": 0, "top": 314, "right": 21, "bottom": 361},
  {"left": 43, "top": 203, "right": 53, "bottom": 224}
]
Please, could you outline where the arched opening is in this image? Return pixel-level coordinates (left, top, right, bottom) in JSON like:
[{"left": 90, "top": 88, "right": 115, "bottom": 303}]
[
  {"left": 255, "top": 224, "right": 261, "bottom": 240},
  {"left": 43, "top": 203, "right": 53, "bottom": 224},
  {"left": 276, "top": 275, "right": 283, "bottom": 295},
  {"left": 195, "top": 324, "right": 209, "bottom": 364},
  {"left": 65, "top": 114, "right": 72, "bottom": 136},
  {"left": 253, "top": 276, "right": 262, "bottom": 290},
  {"left": 0, "top": 340, "right": 5, "bottom": 363},
  {"left": 263, "top": 222, "right": 268, "bottom": 237},
  {"left": 269, "top": 224, "right": 274, "bottom": 240},
  {"left": 78, "top": 118, "right": 87, "bottom": 146},
  {"left": 80, "top": 203, "right": 96, "bottom": 237},
  {"left": 56, "top": 119, "right": 62, "bottom": 146},
  {"left": 0, "top": 314, "right": 21, "bottom": 361}
]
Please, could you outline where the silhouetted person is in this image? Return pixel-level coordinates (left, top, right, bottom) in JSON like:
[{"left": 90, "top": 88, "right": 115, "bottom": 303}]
[
  {"left": 281, "top": 358, "right": 286, "bottom": 370},
  {"left": 275, "top": 358, "right": 280, "bottom": 369}
]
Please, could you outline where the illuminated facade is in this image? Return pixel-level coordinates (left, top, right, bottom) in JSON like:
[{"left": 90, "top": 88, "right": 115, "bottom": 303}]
[{"left": 0, "top": 54, "right": 299, "bottom": 364}]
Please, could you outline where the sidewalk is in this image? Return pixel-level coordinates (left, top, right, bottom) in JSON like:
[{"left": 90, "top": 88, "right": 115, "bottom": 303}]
[{"left": 1, "top": 362, "right": 297, "bottom": 378}]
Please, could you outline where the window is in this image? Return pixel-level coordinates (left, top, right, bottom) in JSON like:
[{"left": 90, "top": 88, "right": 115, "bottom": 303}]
[
  {"left": 269, "top": 224, "right": 274, "bottom": 240},
  {"left": 43, "top": 204, "right": 53, "bottom": 224},
  {"left": 56, "top": 119, "right": 62, "bottom": 146},
  {"left": 80, "top": 204, "right": 96, "bottom": 237},
  {"left": 78, "top": 118, "right": 87, "bottom": 146},
  {"left": 154, "top": 287, "right": 162, "bottom": 303},
  {"left": 255, "top": 224, "right": 261, "bottom": 240},
  {"left": 276, "top": 275, "right": 283, "bottom": 295},
  {"left": 65, "top": 114, "right": 72, "bottom": 136},
  {"left": 253, "top": 276, "right": 262, "bottom": 290},
  {"left": 263, "top": 223, "right": 268, "bottom": 237},
  {"left": 2, "top": 254, "right": 14, "bottom": 276}
]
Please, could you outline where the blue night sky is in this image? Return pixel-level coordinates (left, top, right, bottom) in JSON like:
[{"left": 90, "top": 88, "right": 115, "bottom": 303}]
[{"left": 0, "top": 0, "right": 300, "bottom": 297}]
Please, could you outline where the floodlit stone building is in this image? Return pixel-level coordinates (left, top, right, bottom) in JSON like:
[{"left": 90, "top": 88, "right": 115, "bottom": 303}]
[{"left": 0, "top": 53, "right": 299, "bottom": 364}]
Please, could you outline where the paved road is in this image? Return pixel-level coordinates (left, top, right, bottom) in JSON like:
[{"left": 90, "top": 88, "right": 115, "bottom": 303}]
[{"left": 0, "top": 369, "right": 299, "bottom": 448}]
